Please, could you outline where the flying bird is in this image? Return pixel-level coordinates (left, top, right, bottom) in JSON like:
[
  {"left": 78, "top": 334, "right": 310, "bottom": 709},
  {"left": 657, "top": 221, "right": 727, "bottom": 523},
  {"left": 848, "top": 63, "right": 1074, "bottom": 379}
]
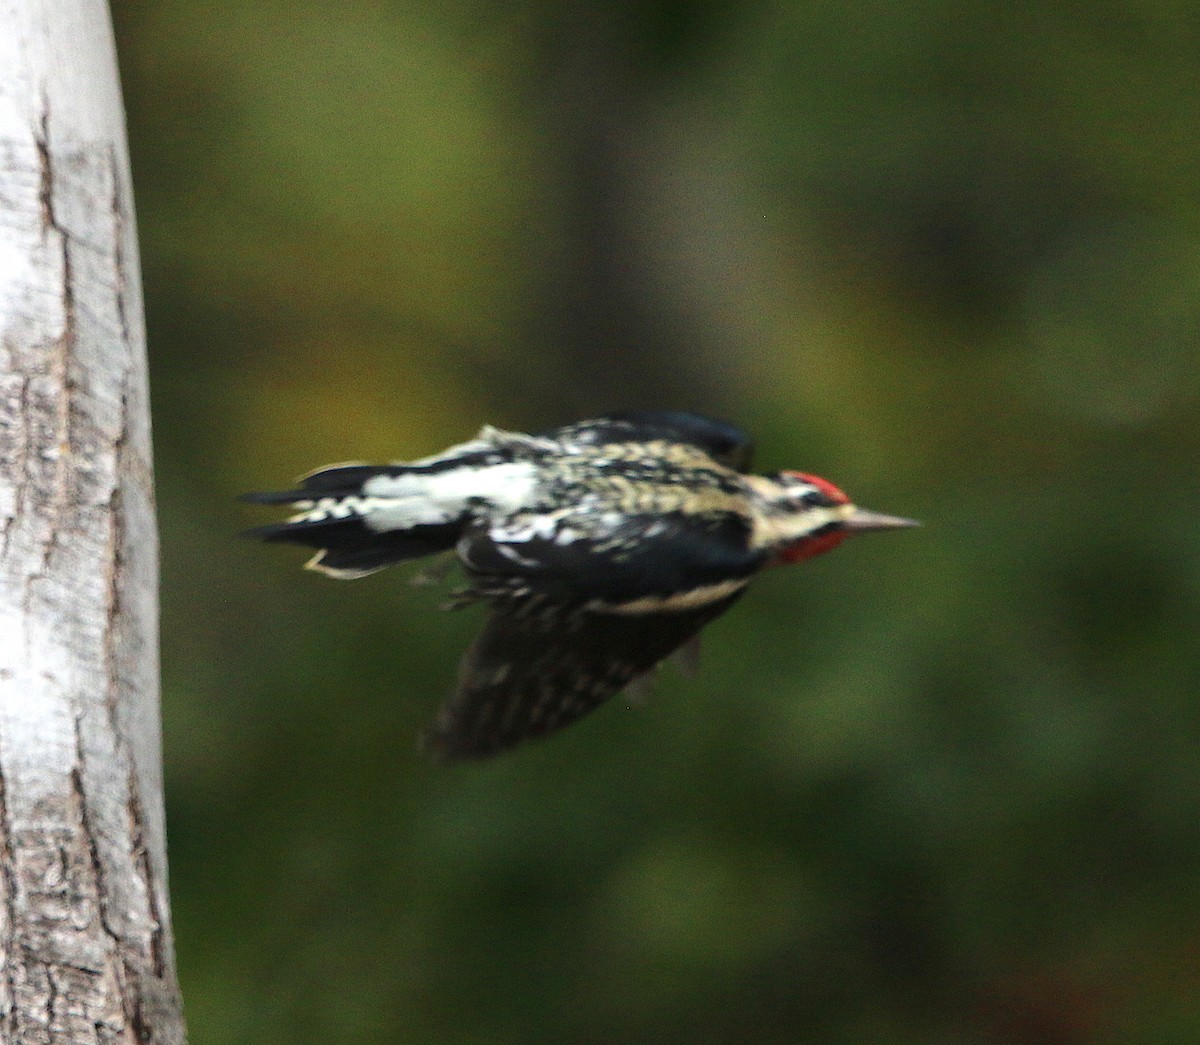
[{"left": 243, "top": 411, "right": 917, "bottom": 762}]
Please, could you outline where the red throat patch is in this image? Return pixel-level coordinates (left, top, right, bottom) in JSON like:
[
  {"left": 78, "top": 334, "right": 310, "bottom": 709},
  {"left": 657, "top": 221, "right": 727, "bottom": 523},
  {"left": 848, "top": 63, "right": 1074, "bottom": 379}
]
[
  {"left": 773, "top": 472, "right": 852, "bottom": 565},
  {"left": 776, "top": 529, "right": 848, "bottom": 564}
]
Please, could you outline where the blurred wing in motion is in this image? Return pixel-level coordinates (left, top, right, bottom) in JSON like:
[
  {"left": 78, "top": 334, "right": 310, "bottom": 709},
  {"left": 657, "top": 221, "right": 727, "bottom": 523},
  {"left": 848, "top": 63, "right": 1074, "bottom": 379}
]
[{"left": 423, "top": 593, "right": 742, "bottom": 762}]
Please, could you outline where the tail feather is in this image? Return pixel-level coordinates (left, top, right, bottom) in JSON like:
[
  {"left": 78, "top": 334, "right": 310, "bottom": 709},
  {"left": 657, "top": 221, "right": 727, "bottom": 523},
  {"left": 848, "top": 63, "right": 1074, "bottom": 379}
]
[
  {"left": 306, "top": 540, "right": 453, "bottom": 579},
  {"left": 240, "top": 463, "right": 411, "bottom": 505},
  {"left": 241, "top": 463, "right": 461, "bottom": 578},
  {"left": 295, "top": 463, "right": 402, "bottom": 492},
  {"left": 239, "top": 489, "right": 309, "bottom": 505}
]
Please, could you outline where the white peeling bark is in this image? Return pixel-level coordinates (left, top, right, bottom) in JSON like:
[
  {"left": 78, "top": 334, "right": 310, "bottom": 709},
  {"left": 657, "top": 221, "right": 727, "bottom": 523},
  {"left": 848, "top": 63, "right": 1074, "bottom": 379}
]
[{"left": 0, "top": 1, "right": 185, "bottom": 1042}]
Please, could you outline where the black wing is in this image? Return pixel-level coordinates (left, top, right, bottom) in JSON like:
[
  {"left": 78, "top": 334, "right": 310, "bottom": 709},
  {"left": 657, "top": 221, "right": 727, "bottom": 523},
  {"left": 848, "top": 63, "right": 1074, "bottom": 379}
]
[
  {"left": 427, "top": 510, "right": 765, "bottom": 761},
  {"left": 457, "top": 509, "right": 765, "bottom": 607},
  {"left": 543, "top": 411, "right": 754, "bottom": 471},
  {"left": 424, "top": 591, "right": 743, "bottom": 762}
]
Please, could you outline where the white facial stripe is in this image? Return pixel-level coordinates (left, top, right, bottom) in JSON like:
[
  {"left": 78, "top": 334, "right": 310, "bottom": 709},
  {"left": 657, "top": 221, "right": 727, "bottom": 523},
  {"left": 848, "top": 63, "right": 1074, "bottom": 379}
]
[
  {"left": 586, "top": 578, "right": 749, "bottom": 615},
  {"left": 749, "top": 502, "right": 855, "bottom": 550}
]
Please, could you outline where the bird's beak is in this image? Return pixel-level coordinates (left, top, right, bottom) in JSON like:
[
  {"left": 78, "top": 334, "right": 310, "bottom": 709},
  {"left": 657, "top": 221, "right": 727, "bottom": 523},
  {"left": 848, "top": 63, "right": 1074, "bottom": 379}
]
[{"left": 842, "top": 506, "right": 921, "bottom": 532}]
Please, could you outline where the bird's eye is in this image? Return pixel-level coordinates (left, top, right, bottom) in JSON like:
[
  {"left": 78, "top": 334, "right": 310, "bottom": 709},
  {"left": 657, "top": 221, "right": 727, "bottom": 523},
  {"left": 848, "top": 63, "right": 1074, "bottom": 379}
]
[{"left": 800, "top": 490, "right": 831, "bottom": 507}]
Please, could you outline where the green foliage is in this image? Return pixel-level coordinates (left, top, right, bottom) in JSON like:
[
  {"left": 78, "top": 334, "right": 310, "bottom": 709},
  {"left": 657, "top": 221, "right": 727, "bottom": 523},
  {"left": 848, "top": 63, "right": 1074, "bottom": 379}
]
[{"left": 112, "top": 0, "right": 1200, "bottom": 1040}]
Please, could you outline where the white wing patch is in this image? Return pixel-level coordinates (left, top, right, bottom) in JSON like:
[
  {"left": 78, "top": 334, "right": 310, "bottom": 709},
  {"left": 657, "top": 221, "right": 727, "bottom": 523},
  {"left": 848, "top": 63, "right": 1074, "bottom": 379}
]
[{"left": 487, "top": 507, "right": 576, "bottom": 545}]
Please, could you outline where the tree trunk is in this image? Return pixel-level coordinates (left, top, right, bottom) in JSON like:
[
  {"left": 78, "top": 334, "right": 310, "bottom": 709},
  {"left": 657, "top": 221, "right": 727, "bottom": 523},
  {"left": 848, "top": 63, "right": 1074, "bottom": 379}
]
[{"left": 0, "top": 1, "right": 185, "bottom": 1042}]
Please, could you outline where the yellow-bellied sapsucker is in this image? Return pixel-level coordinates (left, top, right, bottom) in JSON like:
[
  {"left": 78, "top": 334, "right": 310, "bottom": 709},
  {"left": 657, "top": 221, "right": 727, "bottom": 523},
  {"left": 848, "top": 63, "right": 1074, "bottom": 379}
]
[{"left": 243, "top": 411, "right": 917, "bottom": 762}]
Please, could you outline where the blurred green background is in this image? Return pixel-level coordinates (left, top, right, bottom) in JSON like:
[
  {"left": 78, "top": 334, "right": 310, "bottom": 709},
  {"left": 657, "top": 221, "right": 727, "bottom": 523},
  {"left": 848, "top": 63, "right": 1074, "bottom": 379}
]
[{"left": 111, "top": 1, "right": 1200, "bottom": 1042}]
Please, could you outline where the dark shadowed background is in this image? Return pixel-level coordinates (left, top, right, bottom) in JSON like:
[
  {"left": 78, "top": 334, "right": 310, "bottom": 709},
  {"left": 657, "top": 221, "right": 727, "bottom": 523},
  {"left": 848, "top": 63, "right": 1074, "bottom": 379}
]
[{"left": 110, "top": 2, "right": 1200, "bottom": 1042}]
